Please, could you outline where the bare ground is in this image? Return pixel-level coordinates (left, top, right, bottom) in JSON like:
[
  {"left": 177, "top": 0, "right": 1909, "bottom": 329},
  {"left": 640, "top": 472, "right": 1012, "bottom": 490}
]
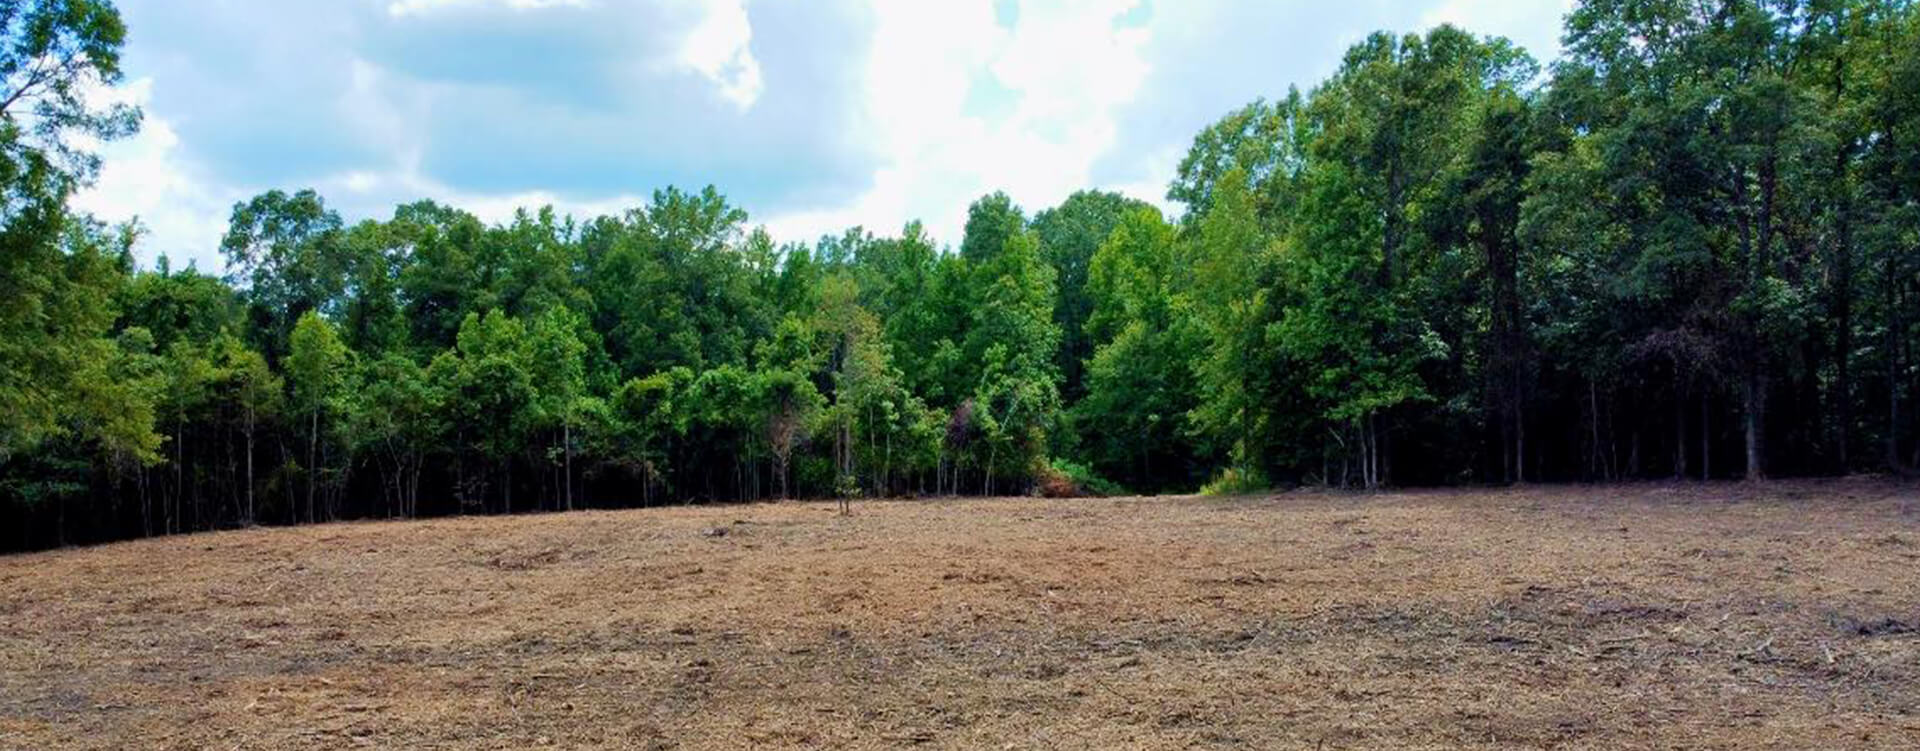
[{"left": 3, "top": 479, "right": 1919, "bottom": 749}]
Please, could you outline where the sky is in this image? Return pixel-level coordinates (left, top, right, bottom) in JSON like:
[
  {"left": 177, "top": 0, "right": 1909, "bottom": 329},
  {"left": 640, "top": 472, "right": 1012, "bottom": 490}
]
[{"left": 73, "top": 0, "right": 1574, "bottom": 271}]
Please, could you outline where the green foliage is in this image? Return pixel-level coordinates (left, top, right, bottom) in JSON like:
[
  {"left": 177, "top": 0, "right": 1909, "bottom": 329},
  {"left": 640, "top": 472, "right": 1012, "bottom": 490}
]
[
  {"left": 1073, "top": 206, "right": 1205, "bottom": 491},
  {"left": 1187, "top": 169, "right": 1287, "bottom": 473},
  {"left": 1032, "top": 190, "right": 1151, "bottom": 401},
  {"left": 1, "top": 221, "right": 153, "bottom": 458},
  {"left": 221, "top": 190, "right": 346, "bottom": 352},
  {"left": 288, "top": 312, "right": 349, "bottom": 418},
  {"left": 959, "top": 191, "right": 1026, "bottom": 265},
  {"left": 1168, "top": 91, "right": 1310, "bottom": 229},
  {"left": 965, "top": 231, "right": 1062, "bottom": 490},
  {"left": 610, "top": 367, "right": 689, "bottom": 500},
  {"left": 1199, "top": 466, "right": 1268, "bottom": 497},
  {"left": 12, "top": 1, "right": 1920, "bottom": 550},
  {"left": 0, "top": 0, "right": 145, "bottom": 463},
  {"left": 287, "top": 311, "right": 351, "bottom": 520},
  {"left": 1048, "top": 458, "right": 1126, "bottom": 497},
  {"left": 0, "top": 0, "right": 139, "bottom": 185}
]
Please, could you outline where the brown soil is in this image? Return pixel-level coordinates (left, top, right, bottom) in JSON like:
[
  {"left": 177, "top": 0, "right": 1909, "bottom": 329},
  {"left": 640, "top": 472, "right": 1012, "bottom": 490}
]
[{"left": 4, "top": 479, "right": 1919, "bottom": 749}]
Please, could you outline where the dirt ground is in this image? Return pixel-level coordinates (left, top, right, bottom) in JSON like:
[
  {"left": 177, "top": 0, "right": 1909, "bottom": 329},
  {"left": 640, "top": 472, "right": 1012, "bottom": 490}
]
[{"left": 3, "top": 480, "right": 1918, "bottom": 750}]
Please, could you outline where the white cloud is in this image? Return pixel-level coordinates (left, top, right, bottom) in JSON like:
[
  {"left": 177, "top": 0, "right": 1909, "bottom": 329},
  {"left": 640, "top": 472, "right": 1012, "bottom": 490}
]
[
  {"left": 71, "top": 71, "right": 648, "bottom": 272},
  {"left": 309, "top": 160, "right": 646, "bottom": 228},
  {"left": 673, "top": 0, "right": 763, "bottom": 110},
  {"left": 385, "top": 0, "right": 588, "bottom": 18},
  {"left": 766, "top": 0, "right": 1574, "bottom": 247},
  {"left": 763, "top": 0, "right": 1155, "bottom": 247},
  {"left": 1421, "top": 0, "right": 1575, "bottom": 62},
  {"left": 89, "top": 0, "right": 1575, "bottom": 263},
  {"left": 1099, "top": 142, "right": 1183, "bottom": 219},
  {"left": 70, "top": 78, "right": 237, "bottom": 273},
  {"left": 384, "top": 0, "right": 766, "bottom": 120}
]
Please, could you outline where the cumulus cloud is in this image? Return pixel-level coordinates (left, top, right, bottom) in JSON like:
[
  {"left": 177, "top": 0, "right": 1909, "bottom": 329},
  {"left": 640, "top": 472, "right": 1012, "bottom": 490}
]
[
  {"left": 69, "top": 78, "right": 238, "bottom": 272},
  {"left": 385, "top": 0, "right": 589, "bottom": 18},
  {"left": 673, "top": 0, "right": 763, "bottom": 109},
  {"left": 1421, "top": 0, "right": 1575, "bottom": 63},
  {"left": 89, "top": 0, "right": 1571, "bottom": 264},
  {"left": 763, "top": 0, "right": 1155, "bottom": 246}
]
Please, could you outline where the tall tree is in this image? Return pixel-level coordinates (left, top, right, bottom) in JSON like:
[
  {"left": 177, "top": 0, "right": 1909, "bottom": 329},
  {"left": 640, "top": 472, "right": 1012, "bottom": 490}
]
[
  {"left": 1189, "top": 169, "right": 1290, "bottom": 482},
  {"left": 0, "top": 0, "right": 142, "bottom": 458},
  {"left": 1075, "top": 206, "right": 1205, "bottom": 490},
  {"left": 965, "top": 231, "right": 1061, "bottom": 493},
  {"left": 1459, "top": 89, "right": 1534, "bottom": 482},
  {"left": 214, "top": 335, "right": 279, "bottom": 524},
  {"left": 1032, "top": 190, "right": 1151, "bottom": 403},
  {"left": 959, "top": 192, "right": 1026, "bottom": 266},
  {"left": 286, "top": 311, "right": 349, "bottom": 522},
  {"left": 1168, "top": 91, "right": 1311, "bottom": 231},
  {"left": 526, "top": 307, "right": 589, "bottom": 510},
  {"left": 220, "top": 190, "right": 346, "bottom": 357}
]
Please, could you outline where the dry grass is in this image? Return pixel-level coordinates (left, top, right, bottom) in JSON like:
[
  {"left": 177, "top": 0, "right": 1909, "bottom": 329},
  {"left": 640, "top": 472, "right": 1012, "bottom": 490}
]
[{"left": 3, "top": 479, "right": 1919, "bottom": 749}]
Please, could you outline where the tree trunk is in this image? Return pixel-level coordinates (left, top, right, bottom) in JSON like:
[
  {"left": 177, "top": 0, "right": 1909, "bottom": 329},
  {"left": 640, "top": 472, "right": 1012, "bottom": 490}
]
[
  {"left": 244, "top": 422, "right": 255, "bottom": 525},
  {"left": 1588, "top": 380, "right": 1602, "bottom": 481},
  {"left": 1514, "top": 406, "right": 1525, "bottom": 484},
  {"left": 1381, "top": 163, "right": 1403, "bottom": 288},
  {"left": 307, "top": 410, "right": 318, "bottom": 524},
  {"left": 1701, "top": 392, "right": 1712, "bottom": 481},
  {"left": 1891, "top": 256, "right": 1909, "bottom": 474},
  {"left": 1734, "top": 159, "right": 1765, "bottom": 484},
  {"left": 1828, "top": 49, "right": 1856, "bottom": 474},
  {"left": 139, "top": 468, "right": 151, "bottom": 538},
  {"left": 172, "top": 412, "right": 184, "bottom": 535},
  {"left": 986, "top": 444, "right": 997, "bottom": 497},
  {"left": 1378, "top": 414, "right": 1391, "bottom": 487},
  {"left": 1834, "top": 170, "right": 1855, "bottom": 474},
  {"left": 1744, "top": 373, "right": 1766, "bottom": 481},
  {"left": 1674, "top": 376, "right": 1688, "bottom": 480}
]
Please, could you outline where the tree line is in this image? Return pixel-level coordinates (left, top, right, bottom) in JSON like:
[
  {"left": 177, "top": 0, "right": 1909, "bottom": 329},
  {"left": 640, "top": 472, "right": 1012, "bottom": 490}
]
[{"left": 4, "top": 0, "right": 1918, "bottom": 551}]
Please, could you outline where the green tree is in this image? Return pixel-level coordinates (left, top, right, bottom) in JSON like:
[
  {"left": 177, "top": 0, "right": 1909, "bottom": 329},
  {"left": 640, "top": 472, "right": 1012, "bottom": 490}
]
[
  {"left": 221, "top": 190, "right": 346, "bottom": 355},
  {"left": 1458, "top": 89, "right": 1534, "bottom": 482},
  {"left": 959, "top": 191, "right": 1026, "bottom": 265},
  {"left": 351, "top": 352, "right": 436, "bottom": 518},
  {"left": 527, "top": 307, "right": 589, "bottom": 510},
  {"left": 442, "top": 310, "right": 536, "bottom": 512},
  {"left": 1275, "top": 26, "right": 1531, "bottom": 487},
  {"left": 612, "top": 368, "right": 689, "bottom": 504},
  {"left": 1187, "top": 169, "right": 1289, "bottom": 483},
  {"left": 119, "top": 259, "right": 240, "bottom": 352},
  {"left": 287, "top": 311, "right": 350, "bottom": 522},
  {"left": 964, "top": 231, "right": 1061, "bottom": 493},
  {"left": 886, "top": 240, "right": 971, "bottom": 408},
  {"left": 0, "top": 0, "right": 142, "bottom": 459},
  {"left": 338, "top": 219, "right": 411, "bottom": 356},
  {"left": 1075, "top": 206, "right": 1204, "bottom": 490},
  {"left": 811, "top": 274, "right": 919, "bottom": 499},
  {"left": 393, "top": 200, "right": 493, "bottom": 351},
  {"left": 758, "top": 368, "right": 822, "bottom": 501},
  {"left": 1032, "top": 190, "right": 1151, "bottom": 403},
  {"left": 155, "top": 337, "right": 215, "bottom": 533},
  {"left": 1169, "top": 91, "right": 1311, "bottom": 230},
  {"left": 213, "top": 334, "right": 279, "bottom": 524}
]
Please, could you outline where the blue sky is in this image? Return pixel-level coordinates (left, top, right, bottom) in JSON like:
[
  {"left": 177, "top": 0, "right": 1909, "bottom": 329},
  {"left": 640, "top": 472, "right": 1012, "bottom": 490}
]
[{"left": 73, "top": 0, "right": 1573, "bottom": 271}]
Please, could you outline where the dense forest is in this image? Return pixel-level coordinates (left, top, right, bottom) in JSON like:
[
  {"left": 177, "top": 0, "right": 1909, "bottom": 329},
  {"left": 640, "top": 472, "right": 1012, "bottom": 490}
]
[{"left": 4, "top": 0, "right": 1919, "bottom": 551}]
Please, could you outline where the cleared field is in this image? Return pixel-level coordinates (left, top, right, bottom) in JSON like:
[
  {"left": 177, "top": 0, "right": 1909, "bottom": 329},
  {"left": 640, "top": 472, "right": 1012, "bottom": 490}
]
[{"left": 3, "top": 480, "right": 1918, "bottom": 750}]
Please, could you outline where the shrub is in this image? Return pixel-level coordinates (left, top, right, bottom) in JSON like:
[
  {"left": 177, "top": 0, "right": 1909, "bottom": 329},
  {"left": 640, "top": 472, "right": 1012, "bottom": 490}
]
[
  {"left": 1042, "top": 459, "right": 1127, "bottom": 498},
  {"left": 1200, "top": 466, "right": 1266, "bottom": 496}
]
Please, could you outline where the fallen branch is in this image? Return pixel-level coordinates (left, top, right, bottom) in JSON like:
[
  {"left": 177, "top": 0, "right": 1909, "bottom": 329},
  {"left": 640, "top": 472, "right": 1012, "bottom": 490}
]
[{"left": 1092, "top": 676, "right": 1140, "bottom": 706}]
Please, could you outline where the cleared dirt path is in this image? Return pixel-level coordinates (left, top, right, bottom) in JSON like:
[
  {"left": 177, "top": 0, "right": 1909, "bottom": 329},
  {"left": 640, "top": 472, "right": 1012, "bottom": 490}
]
[{"left": 3, "top": 480, "right": 1918, "bottom": 749}]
